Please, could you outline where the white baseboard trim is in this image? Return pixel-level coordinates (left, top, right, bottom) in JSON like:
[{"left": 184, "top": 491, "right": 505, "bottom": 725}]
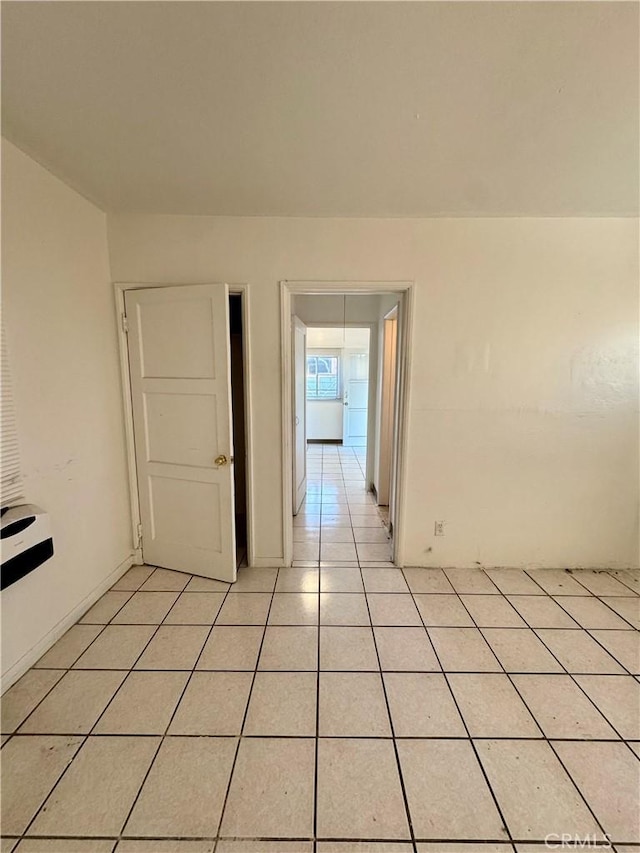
[{"left": 1, "top": 552, "right": 135, "bottom": 693}]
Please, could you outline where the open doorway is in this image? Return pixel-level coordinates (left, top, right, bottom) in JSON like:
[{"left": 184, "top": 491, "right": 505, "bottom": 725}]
[{"left": 281, "top": 283, "right": 414, "bottom": 567}]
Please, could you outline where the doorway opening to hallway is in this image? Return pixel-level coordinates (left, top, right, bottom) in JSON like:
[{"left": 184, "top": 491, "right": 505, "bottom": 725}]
[{"left": 281, "top": 282, "right": 414, "bottom": 568}]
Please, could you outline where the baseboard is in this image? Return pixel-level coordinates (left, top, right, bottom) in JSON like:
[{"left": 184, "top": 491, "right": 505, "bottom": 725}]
[{"left": 1, "top": 552, "right": 135, "bottom": 693}]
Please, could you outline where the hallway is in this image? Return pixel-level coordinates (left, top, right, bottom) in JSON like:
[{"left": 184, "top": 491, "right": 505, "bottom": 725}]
[{"left": 293, "top": 443, "right": 393, "bottom": 566}]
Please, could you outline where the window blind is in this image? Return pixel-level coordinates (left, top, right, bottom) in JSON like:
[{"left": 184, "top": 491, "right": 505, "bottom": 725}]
[{"left": 1, "top": 326, "right": 23, "bottom": 508}]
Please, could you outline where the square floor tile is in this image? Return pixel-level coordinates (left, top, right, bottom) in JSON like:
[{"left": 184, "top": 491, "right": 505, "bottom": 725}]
[
  {"left": 574, "top": 674, "right": 640, "bottom": 739},
  {"left": 554, "top": 595, "right": 633, "bottom": 630},
  {"left": 600, "top": 597, "right": 640, "bottom": 629},
  {"left": 362, "top": 569, "right": 408, "bottom": 593},
  {"left": 30, "top": 736, "right": 160, "bottom": 836},
  {"left": 320, "top": 627, "right": 380, "bottom": 671},
  {"left": 397, "top": 739, "right": 505, "bottom": 839},
  {"left": 140, "top": 568, "right": 190, "bottom": 592},
  {"left": 447, "top": 673, "right": 540, "bottom": 737},
  {"left": 111, "top": 591, "right": 179, "bottom": 624},
  {"left": 216, "top": 593, "right": 272, "bottom": 625},
  {"left": 321, "top": 528, "right": 355, "bottom": 543},
  {"left": 275, "top": 568, "right": 319, "bottom": 593},
  {"left": 428, "top": 628, "right": 501, "bottom": 672},
  {"left": 444, "top": 569, "right": 499, "bottom": 595},
  {"left": 374, "top": 627, "right": 440, "bottom": 671},
  {"left": 134, "top": 626, "right": 209, "bottom": 670},
  {"left": 505, "top": 595, "right": 579, "bottom": 628},
  {"left": 220, "top": 738, "right": 315, "bottom": 837},
  {"left": 384, "top": 673, "right": 466, "bottom": 737},
  {"left": 317, "top": 739, "right": 410, "bottom": 839},
  {"left": 553, "top": 741, "right": 640, "bottom": 842},
  {"left": 124, "top": 737, "right": 236, "bottom": 838},
  {"left": 163, "top": 592, "right": 226, "bottom": 624},
  {"left": 414, "top": 594, "right": 474, "bottom": 627},
  {"left": 116, "top": 843, "right": 215, "bottom": 853},
  {"left": 79, "top": 591, "right": 134, "bottom": 624},
  {"left": 258, "top": 626, "right": 318, "bottom": 670},
  {"left": 402, "top": 568, "right": 454, "bottom": 594},
  {"left": 460, "top": 595, "right": 526, "bottom": 628},
  {"left": 19, "top": 671, "right": 125, "bottom": 734},
  {"left": 111, "top": 565, "right": 155, "bottom": 591},
  {"left": 320, "top": 567, "right": 364, "bottom": 592},
  {"left": 292, "top": 543, "right": 320, "bottom": 561},
  {"left": 526, "top": 569, "right": 592, "bottom": 596},
  {"left": 169, "top": 672, "right": 252, "bottom": 734},
  {"left": 0, "top": 735, "right": 83, "bottom": 835},
  {"left": 320, "top": 593, "right": 370, "bottom": 625},
  {"left": 511, "top": 674, "right": 617, "bottom": 739},
  {"left": 589, "top": 630, "right": 639, "bottom": 674},
  {"left": 293, "top": 528, "right": 320, "bottom": 544},
  {"left": 34, "top": 625, "right": 103, "bottom": 669},
  {"left": 535, "top": 629, "right": 625, "bottom": 673},
  {"left": 356, "top": 544, "right": 393, "bottom": 562},
  {"left": 484, "top": 569, "right": 544, "bottom": 595},
  {"left": 197, "top": 626, "right": 263, "bottom": 670},
  {"left": 268, "top": 593, "right": 318, "bottom": 625},
  {"left": 319, "top": 673, "right": 391, "bottom": 736},
  {"left": 73, "top": 626, "right": 156, "bottom": 670},
  {"left": 475, "top": 740, "right": 602, "bottom": 840},
  {"left": 321, "top": 543, "right": 358, "bottom": 562},
  {"left": 94, "top": 671, "right": 189, "bottom": 734},
  {"left": 232, "top": 567, "right": 278, "bottom": 592},
  {"left": 1, "top": 670, "right": 65, "bottom": 733},
  {"left": 352, "top": 527, "right": 391, "bottom": 544},
  {"left": 367, "top": 594, "right": 422, "bottom": 626},
  {"left": 244, "top": 672, "right": 316, "bottom": 735},
  {"left": 482, "top": 628, "right": 563, "bottom": 673},
  {"left": 569, "top": 570, "right": 638, "bottom": 597}
]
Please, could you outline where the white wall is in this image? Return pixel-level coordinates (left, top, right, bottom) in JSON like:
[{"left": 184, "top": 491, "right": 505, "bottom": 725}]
[
  {"left": 1, "top": 142, "right": 133, "bottom": 687},
  {"left": 108, "top": 214, "right": 640, "bottom": 570}
]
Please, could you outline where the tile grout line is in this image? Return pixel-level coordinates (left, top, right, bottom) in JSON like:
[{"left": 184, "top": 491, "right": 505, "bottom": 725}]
[
  {"left": 402, "top": 568, "right": 517, "bottom": 850},
  {"left": 211, "top": 569, "right": 279, "bottom": 852}
]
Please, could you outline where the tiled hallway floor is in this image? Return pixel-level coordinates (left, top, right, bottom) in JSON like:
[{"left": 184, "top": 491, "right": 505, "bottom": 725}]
[
  {"left": 293, "top": 444, "right": 393, "bottom": 567},
  {"left": 1, "top": 444, "right": 639, "bottom": 852}
]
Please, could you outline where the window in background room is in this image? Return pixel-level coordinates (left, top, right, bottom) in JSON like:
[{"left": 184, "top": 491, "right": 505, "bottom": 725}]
[{"left": 307, "top": 354, "right": 340, "bottom": 400}]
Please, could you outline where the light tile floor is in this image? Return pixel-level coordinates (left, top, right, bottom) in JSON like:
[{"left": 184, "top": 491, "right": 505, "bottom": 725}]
[{"left": 1, "top": 447, "right": 639, "bottom": 852}]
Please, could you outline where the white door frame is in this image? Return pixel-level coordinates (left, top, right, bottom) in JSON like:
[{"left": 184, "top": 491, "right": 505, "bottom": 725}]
[
  {"left": 280, "top": 280, "right": 415, "bottom": 567},
  {"left": 114, "top": 282, "right": 256, "bottom": 569}
]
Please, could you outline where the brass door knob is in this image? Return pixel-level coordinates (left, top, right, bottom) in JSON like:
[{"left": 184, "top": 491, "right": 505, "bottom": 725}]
[{"left": 214, "top": 454, "right": 228, "bottom": 466}]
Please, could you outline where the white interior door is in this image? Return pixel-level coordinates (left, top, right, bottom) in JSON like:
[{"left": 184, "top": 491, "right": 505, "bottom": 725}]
[
  {"left": 343, "top": 349, "right": 369, "bottom": 447},
  {"left": 125, "top": 285, "right": 236, "bottom": 582},
  {"left": 292, "top": 316, "right": 307, "bottom": 514}
]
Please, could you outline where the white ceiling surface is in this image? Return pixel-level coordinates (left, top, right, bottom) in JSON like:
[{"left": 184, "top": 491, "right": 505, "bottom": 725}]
[{"left": 2, "top": 2, "right": 638, "bottom": 217}]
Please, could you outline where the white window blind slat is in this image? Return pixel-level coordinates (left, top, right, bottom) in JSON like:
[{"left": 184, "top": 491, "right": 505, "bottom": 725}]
[{"left": 1, "top": 326, "right": 23, "bottom": 508}]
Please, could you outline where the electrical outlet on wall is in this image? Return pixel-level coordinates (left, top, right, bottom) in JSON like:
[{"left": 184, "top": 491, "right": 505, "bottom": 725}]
[{"left": 434, "top": 521, "right": 445, "bottom": 536}]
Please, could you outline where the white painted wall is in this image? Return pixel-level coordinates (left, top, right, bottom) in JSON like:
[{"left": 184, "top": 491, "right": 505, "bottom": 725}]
[
  {"left": 107, "top": 214, "right": 639, "bottom": 570},
  {"left": 1, "top": 142, "right": 133, "bottom": 687}
]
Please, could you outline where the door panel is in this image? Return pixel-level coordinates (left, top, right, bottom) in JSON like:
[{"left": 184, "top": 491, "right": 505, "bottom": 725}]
[
  {"left": 126, "top": 285, "right": 236, "bottom": 582},
  {"left": 343, "top": 349, "right": 369, "bottom": 447},
  {"left": 293, "top": 316, "right": 307, "bottom": 514}
]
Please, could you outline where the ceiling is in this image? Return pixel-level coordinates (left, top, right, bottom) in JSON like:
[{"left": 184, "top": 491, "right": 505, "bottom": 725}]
[{"left": 2, "top": 1, "right": 638, "bottom": 217}]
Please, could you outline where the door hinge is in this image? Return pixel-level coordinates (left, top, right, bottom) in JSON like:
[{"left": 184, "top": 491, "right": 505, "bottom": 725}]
[
  {"left": 136, "top": 523, "right": 143, "bottom": 548},
  {"left": 121, "top": 313, "right": 129, "bottom": 333}
]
